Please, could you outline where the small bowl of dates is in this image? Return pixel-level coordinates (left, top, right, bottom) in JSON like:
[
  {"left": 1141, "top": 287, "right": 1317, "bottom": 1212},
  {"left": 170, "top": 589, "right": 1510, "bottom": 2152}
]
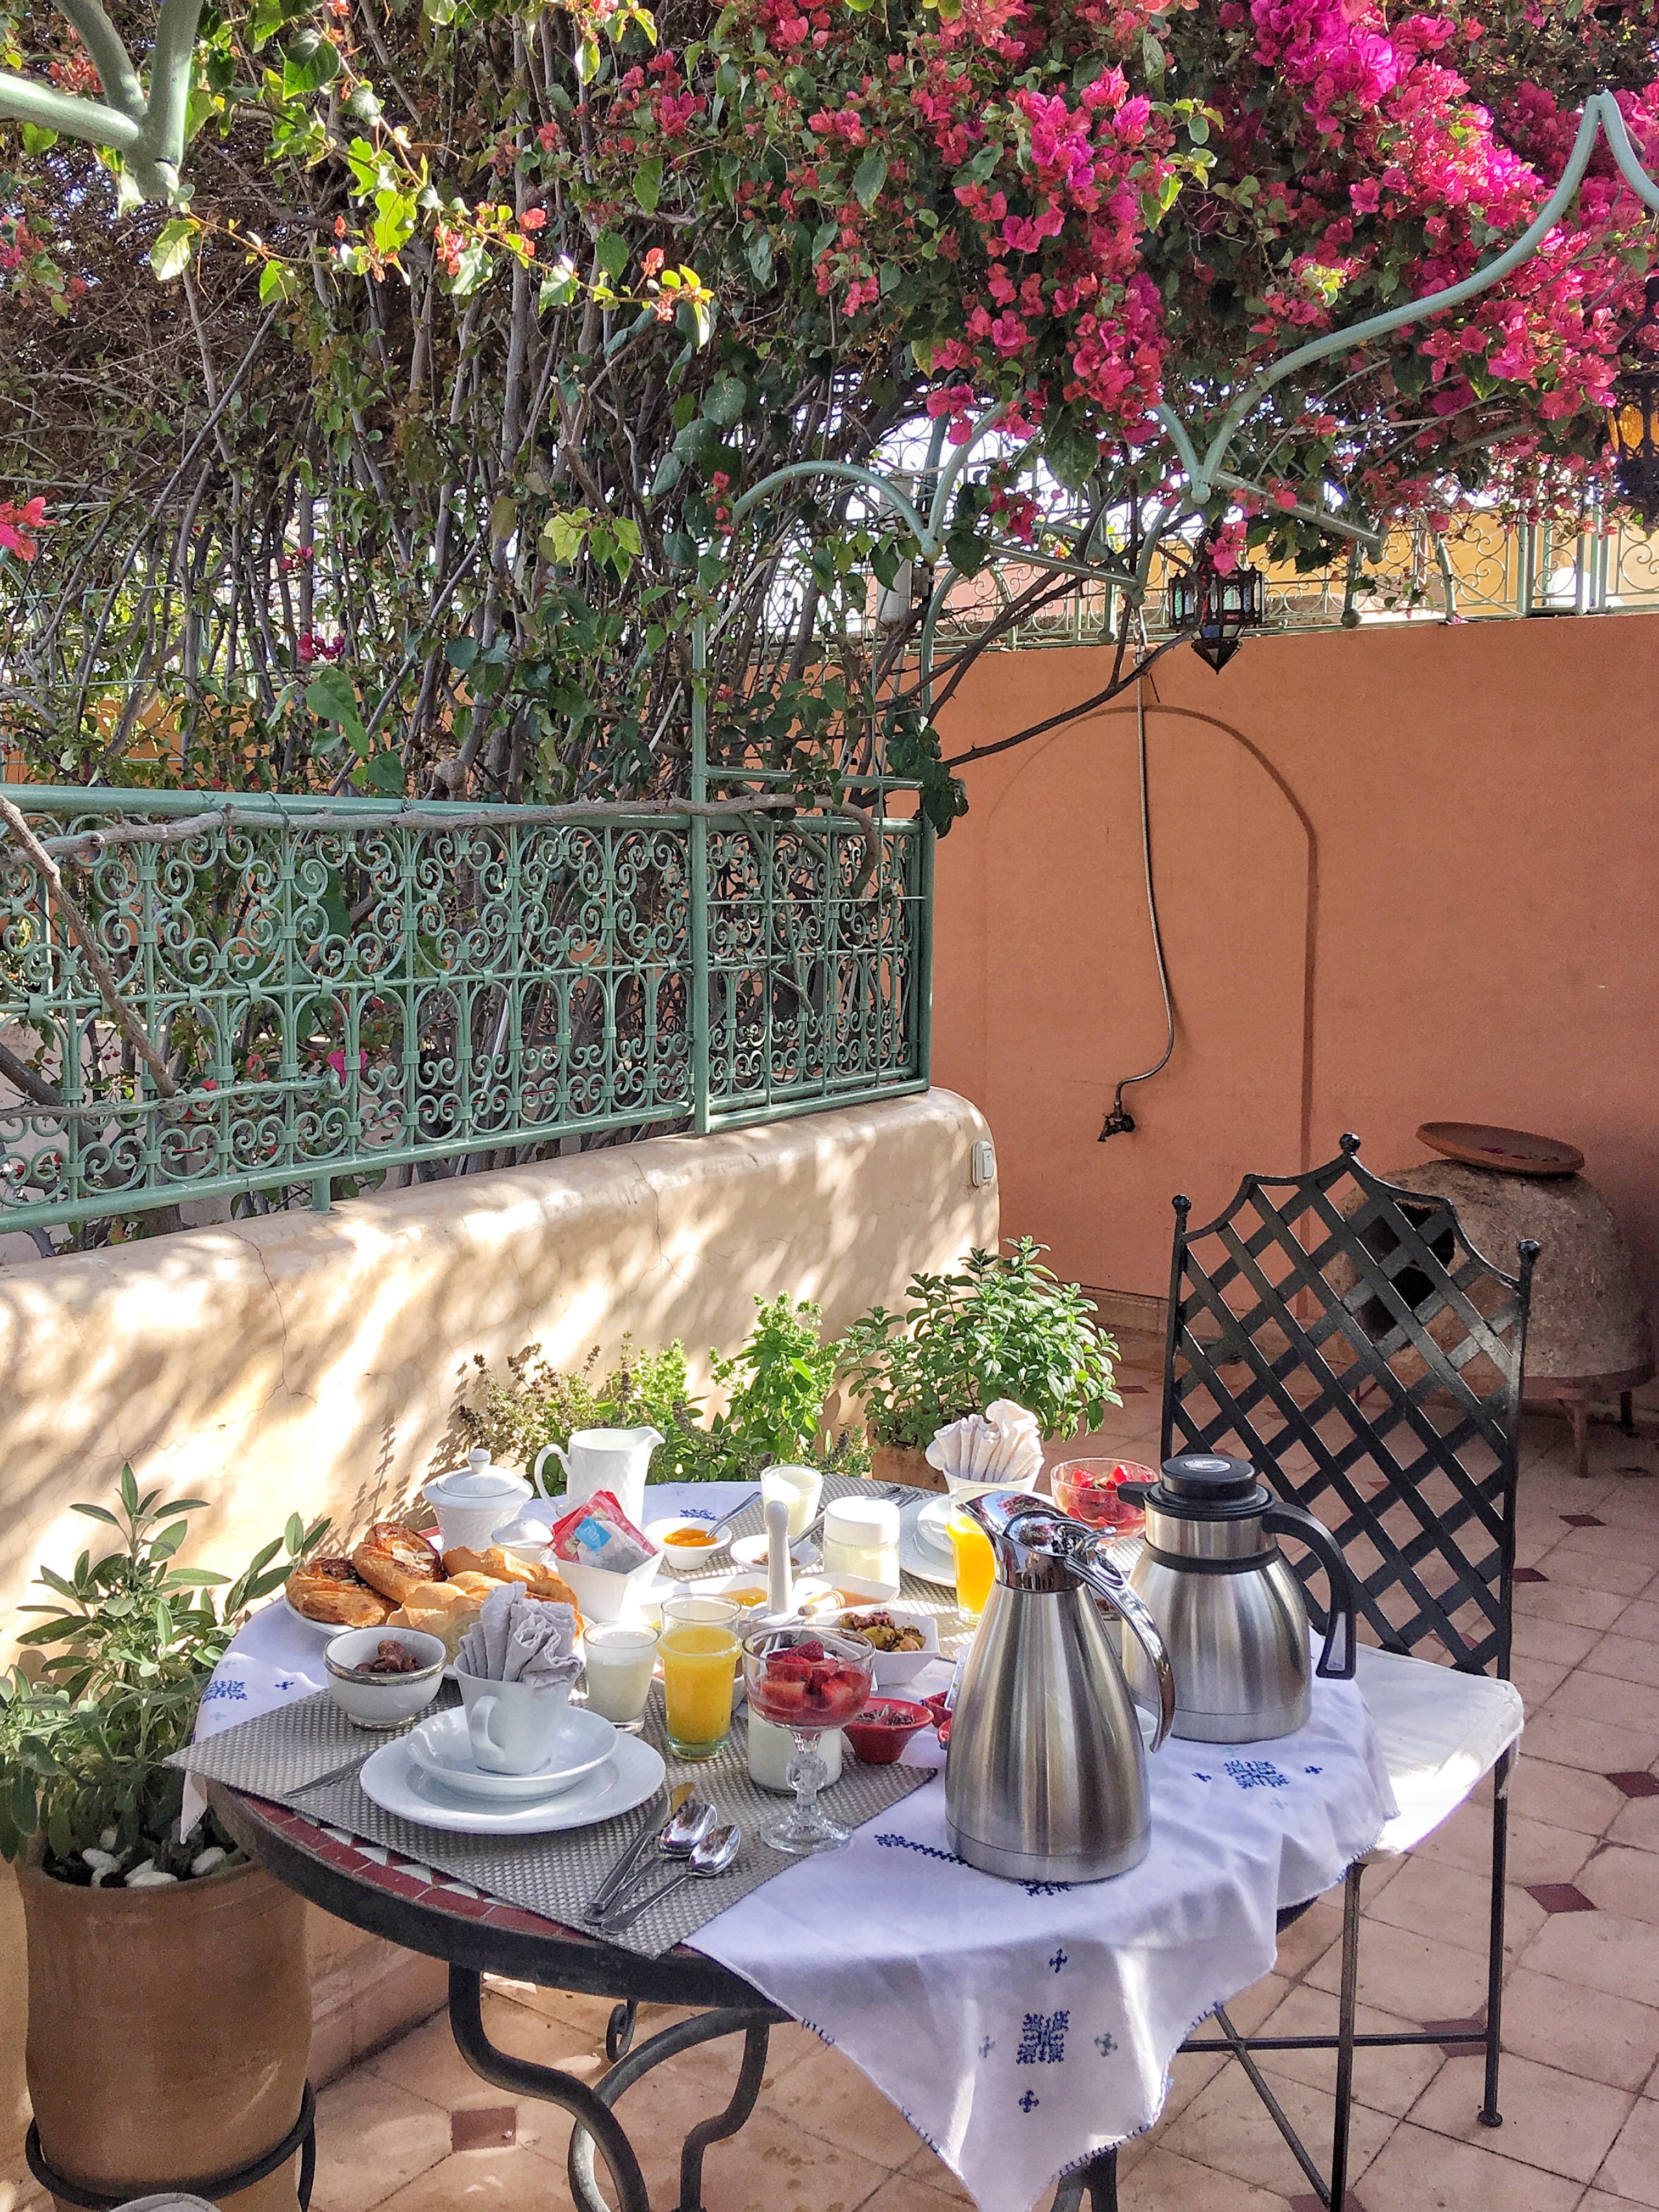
[
  {"left": 324, "top": 1628, "right": 446, "bottom": 1728},
  {"left": 843, "top": 1697, "right": 935, "bottom": 1765}
]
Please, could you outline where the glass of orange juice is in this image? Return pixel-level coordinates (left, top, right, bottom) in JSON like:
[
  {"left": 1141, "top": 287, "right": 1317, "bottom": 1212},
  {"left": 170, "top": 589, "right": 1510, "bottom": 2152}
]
[
  {"left": 948, "top": 1509, "right": 997, "bottom": 1622},
  {"left": 659, "top": 1621, "right": 741, "bottom": 1758}
]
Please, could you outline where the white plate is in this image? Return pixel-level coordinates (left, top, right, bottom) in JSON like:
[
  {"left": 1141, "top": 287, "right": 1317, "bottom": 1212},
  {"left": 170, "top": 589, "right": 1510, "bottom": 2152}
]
[
  {"left": 284, "top": 1591, "right": 391, "bottom": 1637},
  {"left": 730, "top": 1532, "right": 822, "bottom": 1573},
  {"left": 360, "top": 1728, "right": 664, "bottom": 1836},
  {"left": 899, "top": 1506, "right": 956, "bottom": 1589},
  {"left": 406, "top": 1705, "right": 617, "bottom": 1802},
  {"left": 916, "top": 1497, "right": 956, "bottom": 1551}
]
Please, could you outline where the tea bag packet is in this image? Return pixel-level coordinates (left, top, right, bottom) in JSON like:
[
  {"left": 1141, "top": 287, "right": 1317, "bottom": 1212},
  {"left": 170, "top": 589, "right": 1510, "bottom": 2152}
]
[
  {"left": 926, "top": 1399, "right": 1043, "bottom": 1487},
  {"left": 546, "top": 1487, "right": 655, "bottom": 1576},
  {"left": 458, "top": 1582, "right": 583, "bottom": 1690}
]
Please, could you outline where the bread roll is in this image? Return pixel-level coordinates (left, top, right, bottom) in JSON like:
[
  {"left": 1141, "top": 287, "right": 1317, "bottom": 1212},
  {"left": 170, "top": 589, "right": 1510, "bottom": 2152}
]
[
  {"left": 388, "top": 1588, "right": 485, "bottom": 1662},
  {"left": 441, "top": 1544, "right": 535, "bottom": 1585},
  {"left": 352, "top": 1522, "right": 441, "bottom": 1605},
  {"left": 286, "top": 1558, "right": 391, "bottom": 1628}
]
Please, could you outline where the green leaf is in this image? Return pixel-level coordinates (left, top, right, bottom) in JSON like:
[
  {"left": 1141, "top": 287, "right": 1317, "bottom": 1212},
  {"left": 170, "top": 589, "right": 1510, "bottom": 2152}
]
[
  {"left": 852, "top": 154, "right": 887, "bottom": 212},
  {"left": 703, "top": 373, "right": 747, "bottom": 428},
  {"left": 445, "top": 636, "right": 478, "bottom": 672},
  {"left": 149, "top": 220, "right": 196, "bottom": 285},
  {"left": 596, "top": 232, "right": 629, "bottom": 283},
  {"left": 258, "top": 259, "right": 298, "bottom": 305},
  {"left": 282, "top": 26, "right": 342, "bottom": 98},
  {"left": 363, "top": 751, "right": 406, "bottom": 795},
  {"left": 21, "top": 125, "right": 58, "bottom": 155},
  {"left": 633, "top": 157, "right": 663, "bottom": 215},
  {"left": 305, "top": 668, "right": 361, "bottom": 727},
  {"left": 747, "top": 230, "right": 774, "bottom": 286}
]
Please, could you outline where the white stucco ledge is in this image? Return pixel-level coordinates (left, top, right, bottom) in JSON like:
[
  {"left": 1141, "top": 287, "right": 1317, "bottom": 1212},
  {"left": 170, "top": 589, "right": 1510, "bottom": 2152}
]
[{"left": 0, "top": 1088, "right": 996, "bottom": 1660}]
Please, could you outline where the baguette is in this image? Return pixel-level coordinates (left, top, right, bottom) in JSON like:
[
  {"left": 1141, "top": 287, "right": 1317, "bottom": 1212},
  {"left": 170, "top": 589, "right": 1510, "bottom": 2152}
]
[{"left": 441, "top": 1544, "right": 535, "bottom": 1585}]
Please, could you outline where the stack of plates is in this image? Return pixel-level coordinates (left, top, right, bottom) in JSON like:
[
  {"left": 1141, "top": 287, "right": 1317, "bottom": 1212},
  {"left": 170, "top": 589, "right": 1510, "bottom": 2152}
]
[
  {"left": 358, "top": 1703, "right": 664, "bottom": 1836},
  {"left": 900, "top": 1496, "right": 958, "bottom": 1589}
]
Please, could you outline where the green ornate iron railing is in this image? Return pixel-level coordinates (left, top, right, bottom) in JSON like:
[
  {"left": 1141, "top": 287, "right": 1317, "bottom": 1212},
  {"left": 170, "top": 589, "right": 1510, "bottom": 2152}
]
[{"left": 0, "top": 783, "right": 929, "bottom": 1237}]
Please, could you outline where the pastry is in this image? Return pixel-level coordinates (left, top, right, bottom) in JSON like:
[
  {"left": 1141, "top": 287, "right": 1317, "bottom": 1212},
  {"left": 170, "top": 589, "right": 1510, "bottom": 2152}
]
[
  {"left": 388, "top": 1589, "right": 486, "bottom": 1662},
  {"left": 285, "top": 1557, "right": 391, "bottom": 1628},
  {"left": 351, "top": 1522, "right": 442, "bottom": 1606},
  {"left": 441, "top": 1544, "right": 536, "bottom": 1585},
  {"left": 522, "top": 1564, "right": 582, "bottom": 1611}
]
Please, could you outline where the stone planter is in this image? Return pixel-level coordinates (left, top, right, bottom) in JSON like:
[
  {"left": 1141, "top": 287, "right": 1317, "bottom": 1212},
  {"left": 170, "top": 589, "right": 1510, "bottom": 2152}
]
[{"left": 18, "top": 1854, "right": 310, "bottom": 2212}]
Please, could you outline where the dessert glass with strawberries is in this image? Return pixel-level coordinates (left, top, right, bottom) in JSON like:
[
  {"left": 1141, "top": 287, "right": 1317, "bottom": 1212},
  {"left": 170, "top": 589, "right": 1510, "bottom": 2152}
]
[{"left": 743, "top": 1625, "right": 875, "bottom": 1855}]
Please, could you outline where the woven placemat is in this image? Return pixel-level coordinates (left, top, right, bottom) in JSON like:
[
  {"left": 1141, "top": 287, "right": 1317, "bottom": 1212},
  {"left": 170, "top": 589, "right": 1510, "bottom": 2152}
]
[{"left": 174, "top": 1680, "right": 934, "bottom": 1959}]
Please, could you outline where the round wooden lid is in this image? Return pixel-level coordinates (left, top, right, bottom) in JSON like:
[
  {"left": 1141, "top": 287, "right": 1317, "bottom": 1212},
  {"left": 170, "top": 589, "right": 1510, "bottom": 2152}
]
[{"left": 1417, "top": 1121, "right": 1584, "bottom": 1177}]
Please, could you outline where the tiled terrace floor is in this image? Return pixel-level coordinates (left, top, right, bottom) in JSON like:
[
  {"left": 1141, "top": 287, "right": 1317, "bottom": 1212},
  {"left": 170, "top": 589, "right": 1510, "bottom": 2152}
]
[{"left": 308, "top": 1343, "right": 1659, "bottom": 2212}]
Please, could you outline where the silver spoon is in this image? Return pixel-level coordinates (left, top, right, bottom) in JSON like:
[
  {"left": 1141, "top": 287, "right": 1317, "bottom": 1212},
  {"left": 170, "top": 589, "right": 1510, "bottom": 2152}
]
[
  {"left": 587, "top": 1794, "right": 715, "bottom": 1923},
  {"left": 598, "top": 1824, "right": 742, "bottom": 1932}
]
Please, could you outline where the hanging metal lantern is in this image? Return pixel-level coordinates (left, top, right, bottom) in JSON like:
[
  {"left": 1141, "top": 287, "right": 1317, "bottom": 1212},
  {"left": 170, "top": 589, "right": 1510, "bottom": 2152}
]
[
  {"left": 1609, "top": 273, "right": 1659, "bottom": 531},
  {"left": 1166, "top": 538, "right": 1265, "bottom": 672}
]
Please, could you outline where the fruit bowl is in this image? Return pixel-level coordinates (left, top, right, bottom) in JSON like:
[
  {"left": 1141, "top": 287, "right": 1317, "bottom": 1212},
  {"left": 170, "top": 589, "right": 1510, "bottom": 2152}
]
[{"left": 843, "top": 1698, "right": 934, "bottom": 1764}]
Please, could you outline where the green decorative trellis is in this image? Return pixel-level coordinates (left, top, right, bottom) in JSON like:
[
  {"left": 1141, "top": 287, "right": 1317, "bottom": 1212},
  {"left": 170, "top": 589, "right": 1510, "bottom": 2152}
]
[{"left": 0, "top": 782, "right": 928, "bottom": 1234}]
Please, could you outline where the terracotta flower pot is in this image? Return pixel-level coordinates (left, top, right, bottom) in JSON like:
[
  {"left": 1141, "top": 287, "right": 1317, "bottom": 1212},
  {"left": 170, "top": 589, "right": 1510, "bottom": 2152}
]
[{"left": 18, "top": 1855, "right": 311, "bottom": 2212}]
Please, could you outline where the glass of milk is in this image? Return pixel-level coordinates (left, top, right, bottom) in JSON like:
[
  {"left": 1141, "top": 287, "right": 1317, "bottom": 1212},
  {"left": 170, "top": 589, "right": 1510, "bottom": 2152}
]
[
  {"left": 581, "top": 1624, "right": 660, "bottom": 1731},
  {"left": 760, "top": 1463, "right": 823, "bottom": 1540}
]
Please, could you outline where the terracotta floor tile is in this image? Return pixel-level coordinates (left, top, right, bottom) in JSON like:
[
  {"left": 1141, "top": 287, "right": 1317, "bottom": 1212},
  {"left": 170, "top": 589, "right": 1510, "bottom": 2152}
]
[
  {"left": 1305, "top": 1918, "right": 1491, "bottom": 2020},
  {"left": 763, "top": 2033, "right": 929, "bottom": 2169},
  {"left": 1510, "top": 1657, "right": 1575, "bottom": 1712},
  {"left": 897, "top": 2142, "right": 980, "bottom": 2207},
  {"left": 1250, "top": 1982, "right": 1446, "bottom": 2118},
  {"left": 1356, "top": 2121, "right": 1585, "bottom": 2212},
  {"left": 1594, "top": 2096, "right": 1659, "bottom": 2205},
  {"left": 1120, "top": 2146, "right": 1295, "bottom": 2210},
  {"left": 1577, "top": 1843, "right": 1659, "bottom": 1924},
  {"left": 1159, "top": 2055, "right": 1393, "bottom": 2199},
  {"left": 1609, "top": 1796, "right": 1659, "bottom": 1852},
  {"left": 1555, "top": 1521, "right": 1659, "bottom": 1568},
  {"left": 860, "top": 2165, "right": 979, "bottom": 2212},
  {"left": 1514, "top": 1583, "right": 1633, "bottom": 1632},
  {"left": 1408, "top": 2050, "right": 1633, "bottom": 2181},
  {"left": 1522, "top": 1711, "right": 1659, "bottom": 1779},
  {"left": 354, "top": 2138, "right": 577, "bottom": 2212},
  {"left": 1548, "top": 1669, "right": 1659, "bottom": 1736},
  {"left": 1364, "top": 1855, "right": 1544, "bottom": 1959},
  {"left": 309, "top": 2070, "right": 453, "bottom": 2212},
  {"left": 1508, "top": 1759, "right": 1628, "bottom": 1837},
  {"left": 1584, "top": 1635, "right": 1659, "bottom": 1691},
  {"left": 1272, "top": 1895, "right": 1346, "bottom": 1980},
  {"left": 653, "top": 2101, "right": 890, "bottom": 2212},
  {"left": 364, "top": 1998, "right": 605, "bottom": 2113},
  {"left": 1510, "top": 1615, "right": 1604, "bottom": 1667},
  {"left": 1613, "top": 1599, "right": 1659, "bottom": 1644},
  {"left": 1500, "top": 1965, "right": 1659, "bottom": 2092},
  {"left": 1520, "top": 1907, "right": 1659, "bottom": 2004}
]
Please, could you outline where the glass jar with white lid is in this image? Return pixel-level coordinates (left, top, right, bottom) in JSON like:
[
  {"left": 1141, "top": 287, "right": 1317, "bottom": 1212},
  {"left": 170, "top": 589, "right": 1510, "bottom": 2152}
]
[{"left": 820, "top": 1497, "right": 900, "bottom": 1585}]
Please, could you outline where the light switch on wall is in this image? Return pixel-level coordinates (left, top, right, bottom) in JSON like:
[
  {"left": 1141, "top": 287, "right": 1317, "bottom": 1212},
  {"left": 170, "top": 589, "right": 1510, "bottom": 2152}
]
[{"left": 971, "top": 1138, "right": 996, "bottom": 1188}]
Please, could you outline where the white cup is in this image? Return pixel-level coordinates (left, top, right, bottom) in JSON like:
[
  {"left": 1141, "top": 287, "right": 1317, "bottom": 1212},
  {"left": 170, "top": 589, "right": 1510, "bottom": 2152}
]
[
  {"left": 760, "top": 1463, "right": 823, "bottom": 1539},
  {"left": 455, "top": 1669, "right": 573, "bottom": 1774}
]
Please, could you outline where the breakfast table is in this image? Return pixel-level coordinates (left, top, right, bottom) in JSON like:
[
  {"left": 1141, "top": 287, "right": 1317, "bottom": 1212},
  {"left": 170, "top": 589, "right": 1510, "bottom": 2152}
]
[{"left": 183, "top": 1479, "right": 1521, "bottom": 2212}]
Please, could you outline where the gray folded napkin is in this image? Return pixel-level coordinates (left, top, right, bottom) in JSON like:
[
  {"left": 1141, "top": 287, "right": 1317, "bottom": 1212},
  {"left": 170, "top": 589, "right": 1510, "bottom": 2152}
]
[{"left": 456, "top": 1583, "right": 583, "bottom": 1690}]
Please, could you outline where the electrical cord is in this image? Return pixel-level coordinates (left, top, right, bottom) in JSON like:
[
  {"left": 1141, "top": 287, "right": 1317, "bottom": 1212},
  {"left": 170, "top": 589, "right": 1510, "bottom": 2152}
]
[{"left": 1099, "top": 674, "right": 1175, "bottom": 1137}]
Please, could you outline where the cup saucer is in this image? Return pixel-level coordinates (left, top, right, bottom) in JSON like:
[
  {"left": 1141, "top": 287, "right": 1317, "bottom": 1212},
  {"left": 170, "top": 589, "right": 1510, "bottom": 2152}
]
[{"left": 406, "top": 1704, "right": 616, "bottom": 1802}]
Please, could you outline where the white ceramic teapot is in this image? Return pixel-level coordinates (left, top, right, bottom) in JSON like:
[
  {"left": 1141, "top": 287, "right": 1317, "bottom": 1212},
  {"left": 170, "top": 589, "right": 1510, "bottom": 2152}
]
[
  {"left": 422, "top": 1447, "right": 533, "bottom": 1556},
  {"left": 533, "top": 1425, "right": 663, "bottom": 1527}
]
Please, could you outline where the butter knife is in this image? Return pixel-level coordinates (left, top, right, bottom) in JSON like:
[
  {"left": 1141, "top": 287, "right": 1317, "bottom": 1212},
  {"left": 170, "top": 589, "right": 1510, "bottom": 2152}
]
[{"left": 586, "top": 1780, "right": 692, "bottom": 1920}]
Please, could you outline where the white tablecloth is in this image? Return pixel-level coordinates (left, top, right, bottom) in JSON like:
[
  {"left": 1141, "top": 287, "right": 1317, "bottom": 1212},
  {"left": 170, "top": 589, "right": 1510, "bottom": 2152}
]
[{"left": 197, "top": 1484, "right": 1486, "bottom": 2212}]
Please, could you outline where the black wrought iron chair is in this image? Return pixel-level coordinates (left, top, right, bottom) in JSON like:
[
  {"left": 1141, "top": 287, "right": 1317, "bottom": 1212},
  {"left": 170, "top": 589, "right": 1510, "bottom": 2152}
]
[{"left": 1052, "top": 1134, "right": 1535, "bottom": 2212}]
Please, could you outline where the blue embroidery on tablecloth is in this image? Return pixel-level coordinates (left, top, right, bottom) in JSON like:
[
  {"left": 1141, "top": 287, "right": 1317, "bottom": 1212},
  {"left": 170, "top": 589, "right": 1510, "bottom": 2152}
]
[
  {"left": 1049, "top": 1947, "right": 1069, "bottom": 1974},
  {"left": 1304, "top": 1765, "right": 1323, "bottom": 1775},
  {"left": 1095, "top": 2033, "right": 1118, "bottom": 2057},
  {"left": 1022, "top": 1880, "right": 1074, "bottom": 1898},
  {"left": 200, "top": 1679, "right": 247, "bottom": 1705},
  {"left": 1225, "top": 1758, "right": 1288, "bottom": 1791},
  {"left": 1192, "top": 1771, "right": 1214, "bottom": 1782},
  {"left": 1019, "top": 2090, "right": 1041, "bottom": 2113},
  {"left": 274, "top": 1677, "right": 297, "bottom": 1691},
  {"left": 873, "top": 1833, "right": 965, "bottom": 1867},
  {"left": 978, "top": 2036, "right": 995, "bottom": 2059},
  {"left": 1017, "top": 2011, "right": 1069, "bottom": 2065}
]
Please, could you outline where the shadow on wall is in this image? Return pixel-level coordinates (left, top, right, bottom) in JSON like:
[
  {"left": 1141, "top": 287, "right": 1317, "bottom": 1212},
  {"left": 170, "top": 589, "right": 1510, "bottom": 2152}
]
[{"left": 0, "top": 1090, "right": 997, "bottom": 1664}]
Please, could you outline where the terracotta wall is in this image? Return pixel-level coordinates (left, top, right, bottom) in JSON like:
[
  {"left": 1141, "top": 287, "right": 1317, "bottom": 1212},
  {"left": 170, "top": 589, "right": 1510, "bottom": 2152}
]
[{"left": 929, "top": 614, "right": 1659, "bottom": 1332}]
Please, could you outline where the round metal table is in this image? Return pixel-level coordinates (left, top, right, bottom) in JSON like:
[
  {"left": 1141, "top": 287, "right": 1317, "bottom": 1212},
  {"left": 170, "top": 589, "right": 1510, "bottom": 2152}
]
[{"left": 210, "top": 1782, "right": 791, "bottom": 2212}]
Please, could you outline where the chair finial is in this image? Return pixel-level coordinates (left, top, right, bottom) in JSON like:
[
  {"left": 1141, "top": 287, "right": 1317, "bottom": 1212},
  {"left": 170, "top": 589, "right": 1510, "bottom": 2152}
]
[
  {"left": 1338, "top": 1132, "right": 1362, "bottom": 1155},
  {"left": 1172, "top": 1193, "right": 1192, "bottom": 1218}
]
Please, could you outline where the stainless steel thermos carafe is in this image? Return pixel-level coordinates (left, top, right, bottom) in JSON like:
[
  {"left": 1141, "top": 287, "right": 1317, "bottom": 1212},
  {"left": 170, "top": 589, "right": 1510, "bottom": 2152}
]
[
  {"left": 945, "top": 1493, "right": 1176, "bottom": 1883},
  {"left": 1117, "top": 1453, "right": 1357, "bottom": 1743}
]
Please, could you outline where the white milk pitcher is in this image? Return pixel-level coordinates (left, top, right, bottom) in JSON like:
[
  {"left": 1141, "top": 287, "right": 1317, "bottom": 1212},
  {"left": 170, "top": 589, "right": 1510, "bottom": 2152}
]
[{"left": 534, "top": 1426, "right": 663, "bottom": 1527}]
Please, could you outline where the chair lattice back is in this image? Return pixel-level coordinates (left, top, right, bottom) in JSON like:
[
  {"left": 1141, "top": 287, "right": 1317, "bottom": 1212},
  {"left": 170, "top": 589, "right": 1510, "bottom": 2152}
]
[{"left": 1161, "top": 1134, "right": 1537, "bottom": 1677}]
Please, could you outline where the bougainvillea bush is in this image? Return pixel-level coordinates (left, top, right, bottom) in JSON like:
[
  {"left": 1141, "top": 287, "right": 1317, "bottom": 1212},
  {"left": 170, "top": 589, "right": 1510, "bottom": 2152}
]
[{"left": 0, "top": 0, "right": 1654, "bottom": 795}]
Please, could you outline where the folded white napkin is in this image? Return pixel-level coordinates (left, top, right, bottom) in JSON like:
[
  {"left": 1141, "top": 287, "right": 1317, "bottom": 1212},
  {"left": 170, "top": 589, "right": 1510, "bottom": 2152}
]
[
  {"left": 457, "top": 1583, "right": 582, "bottom": 1690},
  {"left": 926, "top": 1398, "right": 1044, "bottom": 1486}
]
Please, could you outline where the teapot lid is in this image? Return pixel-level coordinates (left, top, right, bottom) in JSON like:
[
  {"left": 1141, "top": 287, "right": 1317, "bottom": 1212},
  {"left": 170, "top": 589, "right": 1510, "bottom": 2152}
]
[
  {"left": 1151, "top": 1452, "right": 1269, "bottom": 1519},
  {"left": 427, "top": 1447, "right": 531, "bottom": 1502}
]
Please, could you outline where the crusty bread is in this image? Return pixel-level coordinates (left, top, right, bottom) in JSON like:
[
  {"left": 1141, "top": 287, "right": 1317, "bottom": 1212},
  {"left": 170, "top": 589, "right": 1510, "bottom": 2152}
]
[
  {"left": 522, "top": 1565, "right": 582, "bottom": 1611},
  {"left": 441, "top": 1544, "right": 535, "bottom": 1585},
  {"left": 351, "top": 1522, "right": 442, "bottom": 1606},
  {"left": 388, "top": 1588, "right": 486, "bottom": 1662},
  {"left": 286, "top": 1558, "right": 391, "bottom": 1628}
]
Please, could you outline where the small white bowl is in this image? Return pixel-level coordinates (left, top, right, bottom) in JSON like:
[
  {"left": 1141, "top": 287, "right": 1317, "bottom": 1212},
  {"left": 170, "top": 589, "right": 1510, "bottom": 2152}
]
[
  {"left": 556, "top": 1548, "right": 664, "bottom": 1624},
  {"left": 324, "top": 1628, "right": 447, "bottom": 1729},
  {"left": 645, "top": 1515, "right": 733, "bottom": 1574},
  {"left": 831, "top": 1604, "right": 941, "bottom": 1688}
]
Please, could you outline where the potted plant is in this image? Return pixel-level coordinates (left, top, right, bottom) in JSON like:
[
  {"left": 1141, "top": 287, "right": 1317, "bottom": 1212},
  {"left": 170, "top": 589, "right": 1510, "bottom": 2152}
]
[
  {"left": 2, "top": 1467, "right": 328, "bottom": 2209},
  {"left": 836, "top": 1240, "right": 1121, "bottom": 1486}
]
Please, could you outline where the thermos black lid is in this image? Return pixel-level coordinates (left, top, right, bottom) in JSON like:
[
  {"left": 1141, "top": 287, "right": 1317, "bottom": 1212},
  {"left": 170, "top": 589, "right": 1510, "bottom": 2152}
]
[{"left": 1158, "top": 1452, "right": 1260, "bottom": 1504}]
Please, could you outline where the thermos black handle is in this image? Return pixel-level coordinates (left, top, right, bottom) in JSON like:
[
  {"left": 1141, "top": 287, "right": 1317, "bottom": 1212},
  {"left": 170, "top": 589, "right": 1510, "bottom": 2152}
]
[{"left": 1262, "top": 1502, "right": 1357, "bottom": 1679}]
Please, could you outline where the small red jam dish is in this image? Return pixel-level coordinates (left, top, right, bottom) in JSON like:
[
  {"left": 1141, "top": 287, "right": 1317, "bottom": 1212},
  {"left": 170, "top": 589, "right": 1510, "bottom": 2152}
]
[{"left": 843, "top": 1697, "right": 934, "bottom": 1764}]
